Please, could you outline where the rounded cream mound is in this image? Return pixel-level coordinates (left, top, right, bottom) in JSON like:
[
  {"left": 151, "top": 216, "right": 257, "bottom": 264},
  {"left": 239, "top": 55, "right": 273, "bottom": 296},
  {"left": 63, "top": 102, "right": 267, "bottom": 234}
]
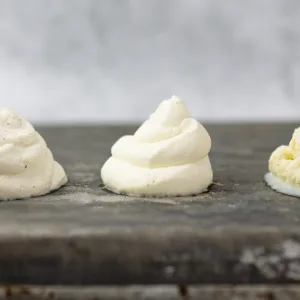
[
  {"left": 101, "top": 96, "right": 213, "bottom": 196},
  {"left": 0, "top": 108, "right": 67, "bottom": 200},
  {"left": 265, "top": 127, "right": 300, "bottom": 197}
]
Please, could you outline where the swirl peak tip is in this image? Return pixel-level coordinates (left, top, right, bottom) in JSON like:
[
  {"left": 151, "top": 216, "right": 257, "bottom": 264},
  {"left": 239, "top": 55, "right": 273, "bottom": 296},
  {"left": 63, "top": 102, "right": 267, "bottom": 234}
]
[{"left": 0, "top": 108, "right": 24, "bottom": 128}]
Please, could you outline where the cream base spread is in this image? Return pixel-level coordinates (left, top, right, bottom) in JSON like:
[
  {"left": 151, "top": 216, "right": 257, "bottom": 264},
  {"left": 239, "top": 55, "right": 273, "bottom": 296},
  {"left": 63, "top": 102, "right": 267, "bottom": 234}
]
[
  {"left": 0, "top": 108, "right": 67, "bottom": 200},
  {"left": 101, "top": 96, "right": 213, "bottom": 196},
  {"left": 266, "top": 127, "right": 300, "bottom": 197},
  {"left": 265, "top": 172, "right": 300, "bottom": 197}
]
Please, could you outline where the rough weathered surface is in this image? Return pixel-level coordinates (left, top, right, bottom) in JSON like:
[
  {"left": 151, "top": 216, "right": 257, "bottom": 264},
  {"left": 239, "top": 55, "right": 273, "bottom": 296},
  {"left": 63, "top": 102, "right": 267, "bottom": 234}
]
[
  {"left": 0, "top": 285, "right": 299, "bottom": 300},
  {"left": 1, "top": 124, "right": 300, "bottom": 286}
]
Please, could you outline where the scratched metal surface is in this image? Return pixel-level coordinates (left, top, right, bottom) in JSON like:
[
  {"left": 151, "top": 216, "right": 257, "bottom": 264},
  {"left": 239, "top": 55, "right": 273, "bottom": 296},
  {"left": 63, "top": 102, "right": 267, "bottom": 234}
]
[{"left": 0, "top": 124, "right": 300, "bottom": 286}]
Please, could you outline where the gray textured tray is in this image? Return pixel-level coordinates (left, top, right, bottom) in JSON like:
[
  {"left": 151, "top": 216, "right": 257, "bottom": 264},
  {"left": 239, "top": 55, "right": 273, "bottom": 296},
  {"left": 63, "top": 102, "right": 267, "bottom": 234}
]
[{"left": 0, "top": 124, "right": 299, "bottom": 286}]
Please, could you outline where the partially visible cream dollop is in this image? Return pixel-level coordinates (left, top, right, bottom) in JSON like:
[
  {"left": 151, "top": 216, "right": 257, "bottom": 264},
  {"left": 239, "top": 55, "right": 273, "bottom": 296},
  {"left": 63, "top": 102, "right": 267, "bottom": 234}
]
[
  {"left": 265, "top": 127, "right": 300, "bottom": 197},
  {"left": 0, "top": 108, "right": 67, "bottom": 200},
  {"left": 101, "top": 96, "right": 213, "bottom": 196}
]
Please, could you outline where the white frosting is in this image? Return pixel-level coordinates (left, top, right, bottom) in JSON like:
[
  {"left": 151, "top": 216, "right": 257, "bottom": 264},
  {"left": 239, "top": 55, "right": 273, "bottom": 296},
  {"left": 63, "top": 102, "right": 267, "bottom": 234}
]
[
  {"left": 0, "top": 108, "right": 67, "bottom": 200},
  {"left": 101, "top": 96, "right": 213, "bottom": 196},
  {"left": 265, "top": 172, "right": 300, "bottom": 197},
  {"left": 266, "top": 127, "right": 300, "bottom": 197}
]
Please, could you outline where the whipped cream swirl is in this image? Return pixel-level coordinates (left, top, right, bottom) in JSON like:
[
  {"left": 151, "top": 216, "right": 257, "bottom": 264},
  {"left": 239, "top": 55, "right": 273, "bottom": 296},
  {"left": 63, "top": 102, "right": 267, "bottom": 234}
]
[
  {"left": 101, "top": 96, "right": 213, "bottom": 196},
  {"left": 0, "top": 108, "right": 67, "bottom": 200},
  {"left": 266, "top": 127, "right": 300, "bottom": 197}
]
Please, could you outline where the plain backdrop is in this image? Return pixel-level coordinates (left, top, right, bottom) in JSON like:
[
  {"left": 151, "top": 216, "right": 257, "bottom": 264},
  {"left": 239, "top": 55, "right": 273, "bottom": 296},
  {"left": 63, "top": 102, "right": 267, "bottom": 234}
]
[{"left": 0, "top": 0, "right": 300, "bottom": 124}]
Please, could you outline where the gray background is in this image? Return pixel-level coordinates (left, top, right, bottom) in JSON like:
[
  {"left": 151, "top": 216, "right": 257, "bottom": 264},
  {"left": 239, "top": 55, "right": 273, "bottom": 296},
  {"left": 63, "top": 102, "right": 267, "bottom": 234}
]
[{"left": 0, "top": 0, "right": 299, "bottom": 124}]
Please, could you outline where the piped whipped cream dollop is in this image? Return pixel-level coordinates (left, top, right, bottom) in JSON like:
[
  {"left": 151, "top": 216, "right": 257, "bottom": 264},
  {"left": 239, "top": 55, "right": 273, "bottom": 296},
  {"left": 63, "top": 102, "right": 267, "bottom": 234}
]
[
  {"left": 101, "top": 96, "right": 213, "bottom": 196},
  {"left": 0, "top": 108, "right": 67, "bottom": 200},
  {"left": 265, "top": 127, "right": 300, "bottom": 197}
]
